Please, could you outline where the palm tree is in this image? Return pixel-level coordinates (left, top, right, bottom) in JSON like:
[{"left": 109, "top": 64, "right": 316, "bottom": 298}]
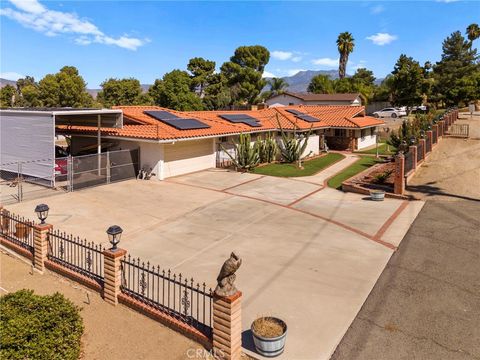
[
  {"left": 466, "top": 23, "right": 480, "bottom": 46},
  {"left": 268, "top": 77, "right": 289, "bottom": 96},
  {"left": 336, "top": 32, "right": 355, "bottom": 79}
]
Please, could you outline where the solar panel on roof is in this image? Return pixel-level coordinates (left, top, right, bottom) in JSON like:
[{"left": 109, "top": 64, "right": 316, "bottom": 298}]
[
  {"left": 219, "top": 114, "right": 262, "bottom": 127},
  {"left": 160, "top": 118, "right": 211, "bottom": 130},
  {"left": 143, "top": 110, "right": 180, "bottom": 120},
  {"left": 143, "top": 110, "right": 210, "bottom": 130},
  {"left": 285, "top": 109, "right": 303, "bottom": 115},
  {"left": 297, "top": 114, "right": 321, "bottom": 123},
  {"left": 284, "top": 109, "right": 321, "bottom": 122}
]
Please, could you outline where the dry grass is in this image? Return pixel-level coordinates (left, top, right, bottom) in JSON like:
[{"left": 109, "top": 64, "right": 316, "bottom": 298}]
[{"left": 252, "top": 317, "right": 285, "bottom": 338}]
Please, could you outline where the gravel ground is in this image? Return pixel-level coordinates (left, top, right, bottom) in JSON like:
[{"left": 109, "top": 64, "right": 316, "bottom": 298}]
[{"left": 0, "top": 251, "right": 206, "bottom": 360}]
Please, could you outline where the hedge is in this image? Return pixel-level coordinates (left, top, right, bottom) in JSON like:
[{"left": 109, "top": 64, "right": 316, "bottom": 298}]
[{"left": 0, "top": 290, "right": 84, "bottom": 360}]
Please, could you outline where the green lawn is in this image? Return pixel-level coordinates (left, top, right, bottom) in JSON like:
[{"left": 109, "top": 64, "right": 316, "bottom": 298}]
[
  {"left": 252, "top": 153, "right": 345, "bottom": 177},
  {"left": 354, "top": 142, "right": 397, "bottom": 155},
  {"left": 327, "top": 156, "right": 380, "bottom": 189}
]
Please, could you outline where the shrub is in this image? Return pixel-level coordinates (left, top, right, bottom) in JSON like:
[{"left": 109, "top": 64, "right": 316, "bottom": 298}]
[
  {"left": 277, "top": 115, "right": 312, "bottom": 165},
  {"left": 0, "top": 290, "right": 84, "bottom": 360},
  {"left": 256, "top": 132, "right": 278, "bottom": 163},
  {"left": 221, "top": 133, "right": 260, "bottom": 171},
  {"left": 374, "top": 169, "right": 394, "bottom": 184}
]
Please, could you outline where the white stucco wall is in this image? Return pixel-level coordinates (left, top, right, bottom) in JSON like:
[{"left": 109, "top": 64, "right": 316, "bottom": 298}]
[
  {"left": 115, "top": 139, "right": 163, "bottom": 180},
  {"left": 265, "top": 94, "right": 360, "bottom": 107},
  {"left": 356, "top": 133, "right": 377, "bottom": 150},
  {"left": 302, "top": 134, "right": 320, "bottom": 157}
]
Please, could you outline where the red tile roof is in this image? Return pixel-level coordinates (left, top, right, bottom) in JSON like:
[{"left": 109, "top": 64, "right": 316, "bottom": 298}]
[{"left": 57, "top": 105, "right": 384, "bottom": 141}]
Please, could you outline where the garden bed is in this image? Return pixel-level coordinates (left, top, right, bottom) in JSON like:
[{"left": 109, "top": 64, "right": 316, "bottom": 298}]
[{"left": 252, "top": 153, "right": 344, "bottom": 177}]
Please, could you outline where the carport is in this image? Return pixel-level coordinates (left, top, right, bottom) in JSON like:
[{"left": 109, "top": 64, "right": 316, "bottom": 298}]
[{"left": 0, "top": 108, "right": 123, "bottom": 187}]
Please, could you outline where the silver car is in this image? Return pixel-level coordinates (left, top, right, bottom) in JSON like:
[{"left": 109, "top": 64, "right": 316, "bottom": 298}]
[{"left": 373, "top": 107, "right": 406, "bottom": 118}]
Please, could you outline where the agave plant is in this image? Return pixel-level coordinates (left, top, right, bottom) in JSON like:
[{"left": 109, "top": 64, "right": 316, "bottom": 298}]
[
  {"left": 277, "top": 114, "right": 312, "bottom": 166},
  {"left": 220, "top": 133, "right": 260, "bottom": 171},
  {"left": 256, "top": 132, "right": 278, "bottom": 163}
]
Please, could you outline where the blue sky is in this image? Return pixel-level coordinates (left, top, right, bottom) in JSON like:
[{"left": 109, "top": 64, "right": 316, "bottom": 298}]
[{"left": 1, "top": 0, "right": 479, "bottom": 88}]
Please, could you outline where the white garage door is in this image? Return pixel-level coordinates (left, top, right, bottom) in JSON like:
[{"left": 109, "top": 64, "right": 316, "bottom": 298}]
[{"left": 163, "top": 139, "right": 214, "bottom": 178}]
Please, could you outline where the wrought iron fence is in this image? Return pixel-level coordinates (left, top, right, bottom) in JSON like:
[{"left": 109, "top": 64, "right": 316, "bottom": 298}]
[
  {"left": 404, "top": 151, "right": 414, "bottom": 174},
  {"left": 426, "top": 137, "right": 432, "bottom": 153},
  {"left": 417, "top": 142, "right": 424, "bottom": 162},
  {"left": 121, "top": 255, "right": 213, "bottom": 337},
  {"left": 0, "top": 211, "right": 35, "bottom": 253},
  {"left": 47, "top": 229, "right": 104, "bottom": 284},
  {"left": 446, "top": 124, "right": 469, "bottom": 138},
  {"left": 433, "top": 127, "right": 438, "bottom": 144}
]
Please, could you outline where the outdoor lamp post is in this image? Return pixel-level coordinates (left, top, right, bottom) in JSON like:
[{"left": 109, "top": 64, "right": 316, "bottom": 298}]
[
  {"left": 420, "top": 130, "right": 425, "bottom": 138},
  {"left": 107, "top": 225, "right": 123, "bottom": 250},
  {"left": 34, "top": 204, "right": 49, "bottom": 224},
  {"left": 401, "top": 140, "right": 408, "bottom": 153},
  {"left": 410, "top": 135, "right": 416, "bottom": 145}
]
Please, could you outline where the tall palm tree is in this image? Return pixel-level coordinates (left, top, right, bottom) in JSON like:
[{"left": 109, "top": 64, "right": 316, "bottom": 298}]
[
  {"left": 336, "top": 32, "right": 355, "bottom": 79},
  {"left": 268, "top": 77, "right": 289, "bottom": 96},
  {"left": 466, "top": 23, "right": 480, "bottom": 46}
]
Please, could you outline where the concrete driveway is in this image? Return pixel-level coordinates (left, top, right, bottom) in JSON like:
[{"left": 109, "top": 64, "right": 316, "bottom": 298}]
[{"left": 6, "top": 169, "right": 424, "bottom": 360}]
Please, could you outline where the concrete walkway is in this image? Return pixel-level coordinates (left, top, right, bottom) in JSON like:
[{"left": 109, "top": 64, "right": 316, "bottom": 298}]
[
  {"left": 292, "top": 153, "right": 360, "bottom": 185},
  {"left": 5, "top": 158, "right": 425, "bottom": 360}
]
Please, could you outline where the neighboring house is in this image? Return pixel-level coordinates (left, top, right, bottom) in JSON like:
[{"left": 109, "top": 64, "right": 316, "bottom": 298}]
[
  {"left": 56, "top": 105, "right": 383, "bottom": 180},
  {"left": 265, "top": 92, "right": 362, "bottom": 107}
]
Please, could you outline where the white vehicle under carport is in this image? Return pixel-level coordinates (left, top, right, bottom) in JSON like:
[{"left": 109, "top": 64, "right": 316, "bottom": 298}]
[{"left": 373, "top": 108, "right": 407, "bottom": 119}]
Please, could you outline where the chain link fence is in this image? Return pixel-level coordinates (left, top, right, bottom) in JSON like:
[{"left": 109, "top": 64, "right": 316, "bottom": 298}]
[{"left": 1, "top": 149, "right": 139, "bottom": 203}]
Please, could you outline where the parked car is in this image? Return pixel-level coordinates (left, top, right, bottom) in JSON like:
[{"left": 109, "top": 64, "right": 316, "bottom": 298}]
[
  {"left": 373, "top": 108, "right": 406, "bottom": 118},
  {"left": 55, "top": 146, "right": 69, "bottom": 176}
]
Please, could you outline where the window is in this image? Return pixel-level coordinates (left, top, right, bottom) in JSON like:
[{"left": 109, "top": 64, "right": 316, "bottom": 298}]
[
  {"left": 334, "top": 129, "right": 347, "bottom": 137},
  {"left": 289, "top": 103, "right": 294, "bottom": 106},
  {"left": 219, "top": 136, "right": 228, "bottom": 143},
  {"left": 361, "top": 129, "right": 367, "bottom": 138}
]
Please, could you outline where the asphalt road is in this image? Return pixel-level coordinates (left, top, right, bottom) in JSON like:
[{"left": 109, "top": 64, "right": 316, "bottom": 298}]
[{"left": 331, "top": 199, "right": 480, "bottom": 360}]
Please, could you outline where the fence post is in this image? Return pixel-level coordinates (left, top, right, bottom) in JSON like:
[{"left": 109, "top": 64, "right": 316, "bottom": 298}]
[
  {"left": 419, "top": 138, "right": 426, "bottom": 161},
  {"left": 426, "top": 130, "right": 433, "bottom": 152},
  {"left": 409, "top": 145, "right": 417, "bottom": 170},
  {"left": 33, "top": 223, "right": 53, "bottom": 272},
  {"left": 213, "top": 291, "right": 243, "bottom": 360},
  {"left": 103, "top": 247, "right": 127, "bottom": 305},
  {"left": 433, "top": 124, "right": 439, "bottom": 144},
  {"left": 394, "top": 153, "right": 405, "bottom": 195},
  {"left": 438, "top": 120, "right": 445, "bottom": 137}
]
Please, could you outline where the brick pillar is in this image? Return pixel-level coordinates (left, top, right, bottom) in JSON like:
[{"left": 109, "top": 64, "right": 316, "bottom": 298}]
[
  {"left": 103, "top": 248, "right": 127, "bottom": 305},
  {"left": 433, "top": 124, "right": 439, "bottom": 143},
  {"left": 213, "top": 291, "right": 242, "bottom": 360},
  {"left": 394, "top": 153, "right": 405, "bottom": 195},
  {"left": 419, "top": 138, "right": 426, "bottom": 161},
  {"left": 426, "top": 130, "right": 433, "bottom": 152},
  {"left": 409, "top": 145, "right": 417, "bottom": 170},
  {"left": 0, "top": 207, "right": 9, "bottom": 232},
  {"left": 438, "top": 121, "right": 444, "bottom": 137},
  {"left": 33, "top": 223, "right": 53, "bottom": 272}
]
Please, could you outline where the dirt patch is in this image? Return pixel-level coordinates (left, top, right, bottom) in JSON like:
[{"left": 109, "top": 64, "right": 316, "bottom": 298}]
[{"left": 0, "top": 250, "right": 205, "bottom": 360}]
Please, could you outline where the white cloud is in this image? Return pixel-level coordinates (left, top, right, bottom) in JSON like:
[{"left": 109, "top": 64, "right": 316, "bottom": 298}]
[
  {"left": 371, "top": 4, "right": 385, "bottom": 14},
  {"left": 348, "top": 60, "right": 367, "bottom": 72},
  {"left": 291, "top": 56, "right": 302, "bottom": 62},
  {"left": 366, "top": 32, "right": 397, "bottom": 45},
  {"left": 271, "top": 51, "right": 293, "bottom": 61},
  {"left": 262, "top": 71, "right": 276, "bottom": 78},
  {"left": 0, "top": 71, "right": 24, "bottom": 80},
  {"left": 1, "top": 0, "right": 147, "bottom": 50},
  {"left": 311, "top": 57, "right": 338, "bottom": 67},
  {"left": 286, "top": 69, "right": 306, "bottom": 76}
]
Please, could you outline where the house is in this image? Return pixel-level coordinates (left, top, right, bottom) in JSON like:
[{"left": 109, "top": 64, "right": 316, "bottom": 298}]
[
  {"left": 265, "top": 92, "right": 362, "bottom": 107},
  {"left": 54, "top": 105, "right": 383, "bottom": 180}
]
